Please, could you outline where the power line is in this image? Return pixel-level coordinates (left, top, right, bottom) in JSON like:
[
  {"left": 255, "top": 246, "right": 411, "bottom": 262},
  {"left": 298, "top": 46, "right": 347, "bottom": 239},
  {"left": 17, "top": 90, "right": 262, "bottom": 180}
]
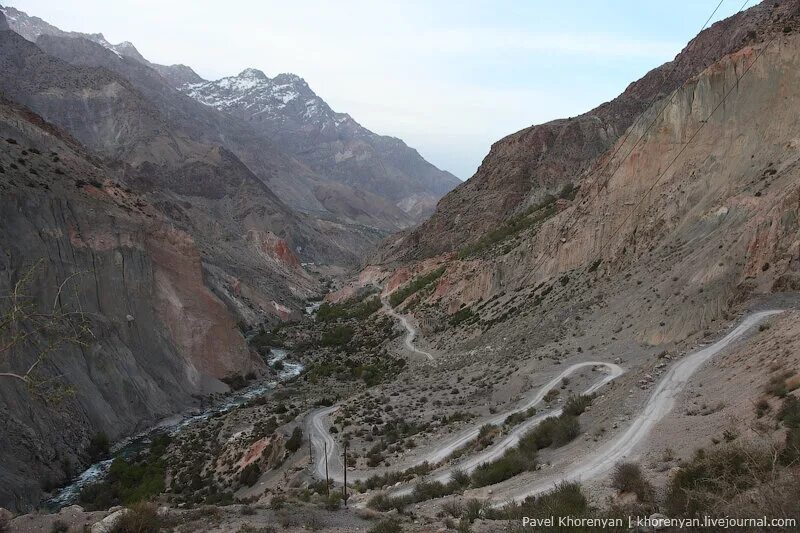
[
  {"left": 480, "top": 0, "right": 767, "bottom": 342},
  {"left": 515, "top": 0, "right": 751, "bottom": 280},
  {"left": 596, "top": 29, "right": 777, "bottom": 255},
  {"left": 576, "top": 0, "right": 728, "bottom": 207}
]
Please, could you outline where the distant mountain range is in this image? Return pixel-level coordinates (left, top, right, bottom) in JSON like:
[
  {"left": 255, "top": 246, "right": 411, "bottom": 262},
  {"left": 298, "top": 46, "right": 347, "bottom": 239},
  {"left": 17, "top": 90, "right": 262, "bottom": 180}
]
[
  {"left": 0, "top": 4, "right": 459, "bottom": 229},
  {"left": 182, "top": 68, "right": 461, "bottom": 220}
]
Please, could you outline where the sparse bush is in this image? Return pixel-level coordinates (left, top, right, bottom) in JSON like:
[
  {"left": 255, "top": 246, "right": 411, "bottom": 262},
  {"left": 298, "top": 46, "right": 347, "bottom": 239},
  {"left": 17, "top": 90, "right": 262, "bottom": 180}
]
[
  {"left": 324, "top": 491, "right": 342, "bottom": 510},
  {"left": 611, "top": 462, "right": 654, "bottom": 503},
  {"left": 450, "top": 468, "right": 470, "bottom": 488},
  {"left": 110, "top": 502, "right": 161, "bottom": 533},
  {"left": 388, "top": 267, "right": 446, "bottom": 307},
  {"left": 665, "top": 443, "right": 772, "bottom": 517},
  {"left": 239, "top": 463, "right": 261, "bottom": 487},
  {"left": 487, "top": 482, "right": 588, "bottom": 520},
  {"left": 285, "top": 427, "right": 303, "bottom": 452},
  {"left": 368, "top": 518, "right": 403, "bottom": 533},
  {"left": 87, "top": 432, "right": 110, "bottom": 461},
  {"left": 471, "top": 448, "right": 534, "bottom": 487},
  {"left": 317, "top": 292, "right": 381, "bottom": 322},
  {"left": 755, "top": 397, "right": 771, "bottom": 418}
]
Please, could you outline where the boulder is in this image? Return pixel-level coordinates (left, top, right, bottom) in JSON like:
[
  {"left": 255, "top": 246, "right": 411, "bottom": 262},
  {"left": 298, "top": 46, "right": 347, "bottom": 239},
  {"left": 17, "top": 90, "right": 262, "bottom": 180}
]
[{"left": 91, "top": 508, "right": 130, "bottom": 533}]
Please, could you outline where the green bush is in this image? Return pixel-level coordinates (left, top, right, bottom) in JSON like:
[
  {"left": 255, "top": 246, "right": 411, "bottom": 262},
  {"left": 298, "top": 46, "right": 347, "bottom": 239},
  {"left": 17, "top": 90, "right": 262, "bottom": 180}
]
[
  {"left": 562, "top": 394, "right": 593, "bottom": 417},
  {"left": 324, "top": 491, "right": 342, "bottom": 510},
  {"left": 239, "top": 463, "right": 261, "bottom": 487},
  {"left": 368, "top": 518, "right": 403, "bottom": 533},
  {"left": 463, "top": 498, "right": 486, "bottom": 522},
  {"left": 320, "top": 325, "right": 354, "bottom": 347},
  {"left": 488, "top": 482, "right": 588, "bottom": 520},
  {"left": 110, "top": 502, "right": 162, "bottom": 533},
  {"left": 665, "top": 444, "right": 772, "bottom": 517},
  {"left": 388, "top": 267, "right": 446, "bottom": 307},
  {"left": 367, "top": 492, "right": 412, "bottom": 512},
  {"left": 457, "top": 201, "right": 556, "bottom": 259},
  {"left": 778, "top": 396, "right": 800, "bottom": 428},
  {"left": 471, "top": 448, "right": 534, "bottom": 488},
  {"left": 285, "top": 427, "right": 303, "bottom": 452},
  {"left": 87, "top": 432, "right": 110, "bottom": 461},
  {"left": 449, "top": 307, "right": 475, "bottom": 326},
  {"left": 610, "top": 462, "right": 653, "bottom": 503},
  {"left": 504, "top": 406, "right": 537, "bottom": 427}
]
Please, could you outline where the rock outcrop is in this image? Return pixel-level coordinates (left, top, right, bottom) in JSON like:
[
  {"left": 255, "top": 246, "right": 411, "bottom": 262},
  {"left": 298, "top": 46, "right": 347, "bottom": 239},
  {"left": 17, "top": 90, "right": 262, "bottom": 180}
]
[
  {"left": 0, "top": 98, "right": 263, "bottom": 510},
  {"left": 375, "top": 0, "right": 800, "bottom": 262}
]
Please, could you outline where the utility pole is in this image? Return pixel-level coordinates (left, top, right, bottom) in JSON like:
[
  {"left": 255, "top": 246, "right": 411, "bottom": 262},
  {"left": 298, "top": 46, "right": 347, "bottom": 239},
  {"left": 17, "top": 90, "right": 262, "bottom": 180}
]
[
  {"left": 342, "top": 442, "right": 348, "bottom": 507},
  {"left": 308, "top": 438, "right": 313, "bottom": 465},
  {"left": 323, "top": 441, "right": 330, "bottom": 496}
]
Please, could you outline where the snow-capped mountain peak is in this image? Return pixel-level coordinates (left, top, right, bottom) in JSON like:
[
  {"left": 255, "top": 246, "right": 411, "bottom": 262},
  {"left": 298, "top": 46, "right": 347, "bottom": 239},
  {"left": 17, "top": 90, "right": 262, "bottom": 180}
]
[{"left": 182, "top": 68, "right": 334, "bottom": 124}]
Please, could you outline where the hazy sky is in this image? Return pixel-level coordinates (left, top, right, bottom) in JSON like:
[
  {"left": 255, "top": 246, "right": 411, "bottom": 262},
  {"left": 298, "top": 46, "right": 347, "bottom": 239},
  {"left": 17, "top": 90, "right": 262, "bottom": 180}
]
[{"left": 7, "top": 1, "right": 749, "bottom": 179}]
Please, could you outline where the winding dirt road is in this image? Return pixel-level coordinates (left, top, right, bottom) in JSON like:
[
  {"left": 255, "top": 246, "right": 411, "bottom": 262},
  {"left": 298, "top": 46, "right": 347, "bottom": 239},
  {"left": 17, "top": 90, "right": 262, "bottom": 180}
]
[
  {"left": 380, "top": 295, "right": 434, "bottom": 361},
  {"left": 306, "top": 361, "right": 623, "bottom": 487},
  {"left": 305, "top": 308, "right": 782, "bottom": 505},
  {"left": 492, "top": 309, "right": 783, "bottom": 505}
]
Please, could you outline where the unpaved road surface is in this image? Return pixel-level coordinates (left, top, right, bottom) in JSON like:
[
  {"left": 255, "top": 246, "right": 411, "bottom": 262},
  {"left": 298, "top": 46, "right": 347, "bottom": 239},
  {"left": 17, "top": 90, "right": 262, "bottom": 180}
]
[
  {"left": 381, "top": 295, "right": 434, "bottom": 361},
  {"left": 307, "top": 303, "right": 781, "bottom": 505},
  {"left": 307, "top": 362, "right": 623, "bottom": 486},
  {"left": 389, "top": 362, "right": 623, "bottom": 497},
  {"left": 491, "top": 309, "right": 783, "bottom": 505}
]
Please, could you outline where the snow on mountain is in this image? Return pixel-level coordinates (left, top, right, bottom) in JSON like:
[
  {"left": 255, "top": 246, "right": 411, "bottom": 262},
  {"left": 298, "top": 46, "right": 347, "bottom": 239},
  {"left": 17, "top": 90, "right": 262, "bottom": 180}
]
[
  {"left": 180, "top": 68, "right": 460, "bottom": 218},
  {"left": 183, "top": 68, "right": 348, "bottom": 128},
  {"left": 0, "top": 5, "right": 144, "bottom": 61}
]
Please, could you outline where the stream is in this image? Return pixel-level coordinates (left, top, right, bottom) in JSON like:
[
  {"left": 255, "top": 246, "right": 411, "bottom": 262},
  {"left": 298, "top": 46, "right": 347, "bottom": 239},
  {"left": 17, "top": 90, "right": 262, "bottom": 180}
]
[{"left": 43, "top": 348, "right": 303, "bottom": 510}]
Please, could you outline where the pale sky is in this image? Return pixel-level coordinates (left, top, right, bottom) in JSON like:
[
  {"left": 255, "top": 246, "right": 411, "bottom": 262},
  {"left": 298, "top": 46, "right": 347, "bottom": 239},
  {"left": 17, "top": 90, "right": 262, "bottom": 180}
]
[{"left": 6, "top": 1, "right": 750, "bottom": 179}]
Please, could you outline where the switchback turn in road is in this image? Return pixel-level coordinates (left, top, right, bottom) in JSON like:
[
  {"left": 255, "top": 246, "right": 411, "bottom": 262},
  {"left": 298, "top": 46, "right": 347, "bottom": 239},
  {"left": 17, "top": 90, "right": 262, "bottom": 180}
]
[{"left": 306, "top": 305, "right": 782, "bottom": 506}]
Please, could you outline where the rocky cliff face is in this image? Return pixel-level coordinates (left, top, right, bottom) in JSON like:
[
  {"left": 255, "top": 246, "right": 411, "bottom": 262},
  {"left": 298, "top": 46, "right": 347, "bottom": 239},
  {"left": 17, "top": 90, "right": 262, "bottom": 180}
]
[
  {"left": 0, "top": 28, "right": 379, "bottom": 267},
  {"left": 0, "top": 98, "right": 263, "bottom": 510},
  {"left": 375, "top": 0, "right": 800, "bottom": 263},
  {"left": 182, "top": 69, "right": 461, "bottom": 221},
  {"left": 361, "top": 2, "right": 800, "bottom": 353}
]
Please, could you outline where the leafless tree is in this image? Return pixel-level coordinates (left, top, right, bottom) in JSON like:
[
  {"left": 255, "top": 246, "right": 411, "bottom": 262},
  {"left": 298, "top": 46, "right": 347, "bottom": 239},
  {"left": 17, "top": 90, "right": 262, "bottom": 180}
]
[{"left": 0, "top": 260, "right": 93, "bottom": 399}]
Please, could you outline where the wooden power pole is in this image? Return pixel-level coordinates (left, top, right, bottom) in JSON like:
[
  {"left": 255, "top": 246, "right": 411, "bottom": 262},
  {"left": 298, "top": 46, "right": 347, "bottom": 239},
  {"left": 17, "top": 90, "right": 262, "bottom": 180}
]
[
  {"left": 323, "top": 441, "right": 330, "bottom": 495},
  {"left": 342, "top": 442, "right": 348, "bottom": 506}
]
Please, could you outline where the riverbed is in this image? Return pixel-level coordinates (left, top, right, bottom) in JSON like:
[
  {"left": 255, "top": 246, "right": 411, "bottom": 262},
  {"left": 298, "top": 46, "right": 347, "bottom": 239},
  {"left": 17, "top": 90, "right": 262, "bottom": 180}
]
[{"left": 43, "top": 348, "right": 303, "bottom": 510}]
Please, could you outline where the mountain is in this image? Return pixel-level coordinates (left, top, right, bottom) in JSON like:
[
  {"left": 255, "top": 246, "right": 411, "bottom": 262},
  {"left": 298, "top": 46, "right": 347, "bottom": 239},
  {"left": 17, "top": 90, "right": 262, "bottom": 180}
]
[
  {"left": 0, "top": 13, "right": 381, "bottom": 509},
  {"left": 0, "top": 91, "right": 270, "bottom": 509},
  {"left": 0, "top": 4, "right": 201, "bottom": 90},
  {"left": 182, "top": 69, "right": 461, "bottom": 220},
  {"left": 3, "top": 0, "right": 800, "bottom": 525},
  {"left": 373, "top": 0, "right": 798, "bottom": 263},
  {"left": 1, "top": 4, "right": 459, "bottom": 229}
]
